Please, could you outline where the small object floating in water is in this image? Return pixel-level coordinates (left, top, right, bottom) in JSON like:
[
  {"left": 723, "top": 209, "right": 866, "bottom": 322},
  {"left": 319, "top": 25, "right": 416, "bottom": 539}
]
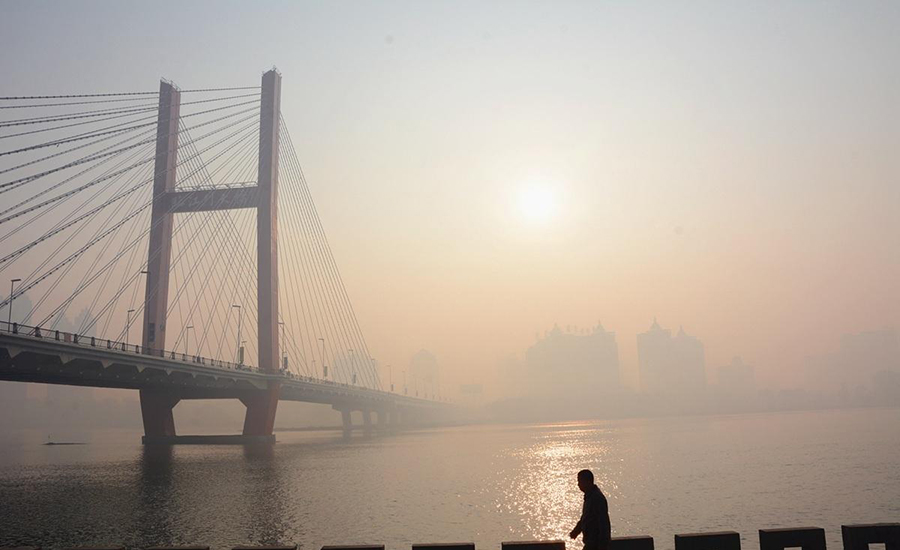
[{"left": 44, "top": 437, "right": 85, "bottom": 446}]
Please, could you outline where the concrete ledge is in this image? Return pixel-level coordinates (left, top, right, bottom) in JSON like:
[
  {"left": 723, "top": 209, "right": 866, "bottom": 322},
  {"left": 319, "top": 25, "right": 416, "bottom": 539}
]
[
  {"left": 142, "top": 435, "right": 276, "bottom": 445},
  {"left": 413, "top": 544, "right": 475, "bottom": 550},
  {"left": 675, "top": 531, "right": 741, "bottom": 550},
  {"left": 233, "top": 546, "right": 297, "bottom": 550},
  {"left": 147, "top": 547, "right": 210, "bottom": 550},
  {"left": 322, "top": 546, "right": 384, "bottom": 550},
  {"left": 62, "top": 547, "right": 124, "bottom": 550},
  {"left": 842, "top": 523, "right": 900, "bottom": 550},
  {"left": 759, "top": 527, "right": 825, "bottom": 550},
  {"left": 1, "top": 547, "right": 41, "bottom": 550},
  {"left": 612, "top": 536, "right": 655, "bottom": 550},
  {"left": 502, "top": 541, "right": 566, "bottom": 550}
]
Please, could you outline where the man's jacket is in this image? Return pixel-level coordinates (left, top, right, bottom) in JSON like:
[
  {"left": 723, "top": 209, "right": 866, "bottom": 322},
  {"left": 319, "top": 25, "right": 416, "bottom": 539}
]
[{"left": 576, "top": 484, "right": 611, "bottom": 549}]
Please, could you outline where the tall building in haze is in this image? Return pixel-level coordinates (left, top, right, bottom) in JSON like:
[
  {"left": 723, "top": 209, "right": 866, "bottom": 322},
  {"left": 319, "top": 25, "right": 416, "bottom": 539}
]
[
  {"left": 805, "top": 328, "right": 899, "bottom": 392},
  {"left": 637, "top": 319, "right": 706, "bottom": 394},
  {"left": 521, "top": 322, "right": 620, "bottom": 398}
]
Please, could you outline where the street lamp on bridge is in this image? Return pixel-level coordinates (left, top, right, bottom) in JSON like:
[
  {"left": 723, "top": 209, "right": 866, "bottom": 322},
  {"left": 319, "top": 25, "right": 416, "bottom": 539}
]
[
  {"left": 348, "top": 348, "right": 355, "bottom": 385},
  {"left": 278, "top": 321, "right": 287, "bottom": 371},
  {"left": 138, "top": 270, "right": 148, "bottom": 342},
  {"left": 184, "top": 325, "right": 194, "bottom": 356},
  {"left": 231, "top": 304, "right": 242, "bottom": 364},
  {"left": 318, "top": 337, "right": 326, "bottom": 379},
  {"left": 7, "top": 278, "right": 21, "bottom": 330},
  {"left": 126, "top": 309, "right": 135, "bottom": 346}
]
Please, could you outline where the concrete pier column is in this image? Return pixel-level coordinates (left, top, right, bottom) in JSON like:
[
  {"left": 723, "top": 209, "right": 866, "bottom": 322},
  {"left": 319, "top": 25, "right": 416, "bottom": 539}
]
[
  {"left": 140, "top": 390, "right": 180, "bottom": 442},
  {"left": 388, "top": 409, "right": 399, "bottom": 431},
  {"left": 239, "top": 385, "right": 280, "bottom": 439},
  {"left": 142, "top": 80, "right": 180, "bottom": 354},
  {"left": 341, "top": 409, "right": 352, "bottom": 433},
  {"left": 362, "top": 410, "right": 373, "bottom": 433},
  {"left": 256, "top": 69, "right": 282, "bottom": 375}
]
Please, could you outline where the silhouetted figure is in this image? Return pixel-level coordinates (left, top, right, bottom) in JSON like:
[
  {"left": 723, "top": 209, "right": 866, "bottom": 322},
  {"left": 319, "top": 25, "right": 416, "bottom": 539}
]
[{"left": 569, "top": 469, "right": 611, "bottom": 550}]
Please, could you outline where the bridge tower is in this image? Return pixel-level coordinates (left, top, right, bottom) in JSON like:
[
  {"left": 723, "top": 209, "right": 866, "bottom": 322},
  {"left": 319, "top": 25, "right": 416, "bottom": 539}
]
[{"left": 140, "top": 70, "right": 282, "bottom": 442}]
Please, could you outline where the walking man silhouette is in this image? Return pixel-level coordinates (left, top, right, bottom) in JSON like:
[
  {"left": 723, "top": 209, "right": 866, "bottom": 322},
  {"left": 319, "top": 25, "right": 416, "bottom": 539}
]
[{"left": 569, "top": 469, "right": 611, "bottom": 550}]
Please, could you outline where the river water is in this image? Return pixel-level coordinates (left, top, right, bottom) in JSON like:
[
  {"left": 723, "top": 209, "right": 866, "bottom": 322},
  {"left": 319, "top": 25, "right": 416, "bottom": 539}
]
[{"left": 1, "top": 408, "right": 898, "bottom": 550}]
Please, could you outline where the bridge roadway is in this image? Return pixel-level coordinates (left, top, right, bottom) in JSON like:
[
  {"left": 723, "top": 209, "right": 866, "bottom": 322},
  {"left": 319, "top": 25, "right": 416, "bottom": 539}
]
[{"left": 0, "top": 324, "right": 451, "bottom": 443}]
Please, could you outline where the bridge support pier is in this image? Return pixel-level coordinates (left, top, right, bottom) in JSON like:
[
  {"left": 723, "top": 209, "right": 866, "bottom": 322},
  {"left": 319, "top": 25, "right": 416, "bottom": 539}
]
[
  {"left": 363, "top": 410, "right": 373, "bottom": 433},
  {"left": 340, "top": 408, "right": 352, "bottom": 434},
  {"left": 240, "top": 385, "right": 280, "bottom": 440},
  {"left": 140, "top": 390, "right": 180, "bottom": 441}
]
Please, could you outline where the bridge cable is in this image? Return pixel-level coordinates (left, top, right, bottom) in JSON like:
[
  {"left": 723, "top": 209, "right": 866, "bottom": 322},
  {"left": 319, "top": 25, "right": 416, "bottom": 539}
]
[
  {"left": 0, "top": 109, "right": 260, "bottom": 223},
  {"left": 281, "top": 119, "right": 382, "bottom": 388},
  {"left": 104, "top": 123, "right": 260, "bottom": 346},
  {"left": 0, "top": 98, "right": 258, "bottom": 158},
  {"left": 158, "top": 127, "right": 261, "bottom": 357},
  {"left": 122, "top": 122, "right": 261, "bottom": 356},
  {"left": 23, "top": 145, "right": 155, "bottom": 323},
  {"left": 279, "top": 131, "right": 359, "bottom": 384},
  {"left": 8, "top": 120, "right": 259, "bottom": 320}
]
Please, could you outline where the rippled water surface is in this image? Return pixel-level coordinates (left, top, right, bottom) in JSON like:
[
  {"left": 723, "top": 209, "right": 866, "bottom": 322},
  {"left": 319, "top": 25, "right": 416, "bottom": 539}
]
[{"left": 1, "top": 408, "right": 898, "bottom": 550}]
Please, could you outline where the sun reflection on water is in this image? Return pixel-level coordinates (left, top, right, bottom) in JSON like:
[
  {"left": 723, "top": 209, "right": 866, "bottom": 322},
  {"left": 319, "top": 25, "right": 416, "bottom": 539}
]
[{"left": 494, "top": 422, "right": 620, "bottom": 549}]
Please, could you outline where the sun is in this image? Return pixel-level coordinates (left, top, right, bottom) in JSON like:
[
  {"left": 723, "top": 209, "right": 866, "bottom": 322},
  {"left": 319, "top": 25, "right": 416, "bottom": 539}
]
[{"left": 517, "top": 184, "right": 558, "bottom": 224}]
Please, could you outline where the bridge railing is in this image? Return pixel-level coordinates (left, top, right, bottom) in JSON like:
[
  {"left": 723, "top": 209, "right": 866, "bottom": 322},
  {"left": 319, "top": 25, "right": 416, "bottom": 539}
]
[
  {"left": 0, "top": 320, "right": 453, "bottom": 403},
  {"left": 0, "top": 320, "right": 262, "bottom": 374},
  {"left": 0, "top": 320, "right": 395, "bottom": 396}
]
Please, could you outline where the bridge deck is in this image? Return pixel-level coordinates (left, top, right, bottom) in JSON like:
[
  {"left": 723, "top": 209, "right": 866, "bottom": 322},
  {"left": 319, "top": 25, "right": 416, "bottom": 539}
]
[{"left": 0, "top": 328, "right": 446, "bottom": 412}]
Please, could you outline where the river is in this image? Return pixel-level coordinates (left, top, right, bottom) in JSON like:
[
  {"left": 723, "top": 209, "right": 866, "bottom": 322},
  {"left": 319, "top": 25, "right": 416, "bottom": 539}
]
[{"left": 1, "top": 408, "right": 898, "bottom": 550}]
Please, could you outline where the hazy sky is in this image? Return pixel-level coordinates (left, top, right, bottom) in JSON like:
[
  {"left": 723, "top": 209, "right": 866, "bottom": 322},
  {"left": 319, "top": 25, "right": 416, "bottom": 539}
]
[{"left": 2, "top": 1, "right": 898, "bottom": 393}]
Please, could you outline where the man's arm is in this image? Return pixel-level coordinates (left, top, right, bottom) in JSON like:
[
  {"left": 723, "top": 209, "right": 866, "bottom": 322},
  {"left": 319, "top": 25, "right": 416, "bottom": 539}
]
[{"left": 569, "top": 520, "right": 582, "bottom": 540}]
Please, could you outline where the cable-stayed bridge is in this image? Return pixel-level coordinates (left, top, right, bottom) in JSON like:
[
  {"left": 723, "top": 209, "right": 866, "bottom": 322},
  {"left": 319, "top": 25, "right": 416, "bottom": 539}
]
[{"left": 0, "top": 69, "right": 451, "bottom": 443}]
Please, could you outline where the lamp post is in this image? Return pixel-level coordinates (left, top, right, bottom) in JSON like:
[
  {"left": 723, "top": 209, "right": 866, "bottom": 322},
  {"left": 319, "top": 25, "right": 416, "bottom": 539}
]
[
  {"left": 348, "top": 348, "right": 355, "bottom": 385},
  {"left": 318, "top": 337, "right": 326, "bottom": 379},
  {"left": 184, "top": 325, "right": 194, "bottom": 356},
  {"left": 402, "top": 369, "right": 407, "bottom": 395},
  {"left": 8, "top": 278, "right": 21, "bottom": 330},
  {"left": 126, "top": 309, "right": 135, "bottom": 345},
  {"left": 278, "top": 321, "right": 286, "bottom": 371},
  {"left": 138, "top": 270, "right": 148, "bottom": 343},
  {"left": 388, "top": 364, "right": 393, "bottom": 392},
  {"left": 231, "top": 304, "right": 242, "bottom": 363}
]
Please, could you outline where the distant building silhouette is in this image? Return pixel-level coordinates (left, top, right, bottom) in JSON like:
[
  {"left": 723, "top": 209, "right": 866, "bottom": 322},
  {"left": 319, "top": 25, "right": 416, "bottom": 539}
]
[
  {"left": 637, "top": 319, "right": 706, "bottom": 394},
  {"left": 520, "top": 321, "right": 620, "bottom": 398},
  {"left": 805, "top": 328, "right": 899, "bottom": 392}
]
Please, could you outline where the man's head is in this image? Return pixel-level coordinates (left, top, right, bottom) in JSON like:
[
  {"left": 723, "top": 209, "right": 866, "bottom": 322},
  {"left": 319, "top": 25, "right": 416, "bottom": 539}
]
[{"left": 577, "top": 469, "right": 594, "bottom": 493}]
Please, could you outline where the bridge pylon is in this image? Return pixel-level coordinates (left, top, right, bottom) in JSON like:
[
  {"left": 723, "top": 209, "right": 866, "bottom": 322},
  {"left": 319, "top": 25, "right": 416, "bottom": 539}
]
[{"left": 140, "top": 69, "right": 283, "bottom": 443}]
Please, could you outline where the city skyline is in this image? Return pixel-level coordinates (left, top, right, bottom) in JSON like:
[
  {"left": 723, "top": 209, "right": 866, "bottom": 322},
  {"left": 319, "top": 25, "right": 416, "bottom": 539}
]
[{"left": 2, "top": 1, "right": 898, "bottom": 402}]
